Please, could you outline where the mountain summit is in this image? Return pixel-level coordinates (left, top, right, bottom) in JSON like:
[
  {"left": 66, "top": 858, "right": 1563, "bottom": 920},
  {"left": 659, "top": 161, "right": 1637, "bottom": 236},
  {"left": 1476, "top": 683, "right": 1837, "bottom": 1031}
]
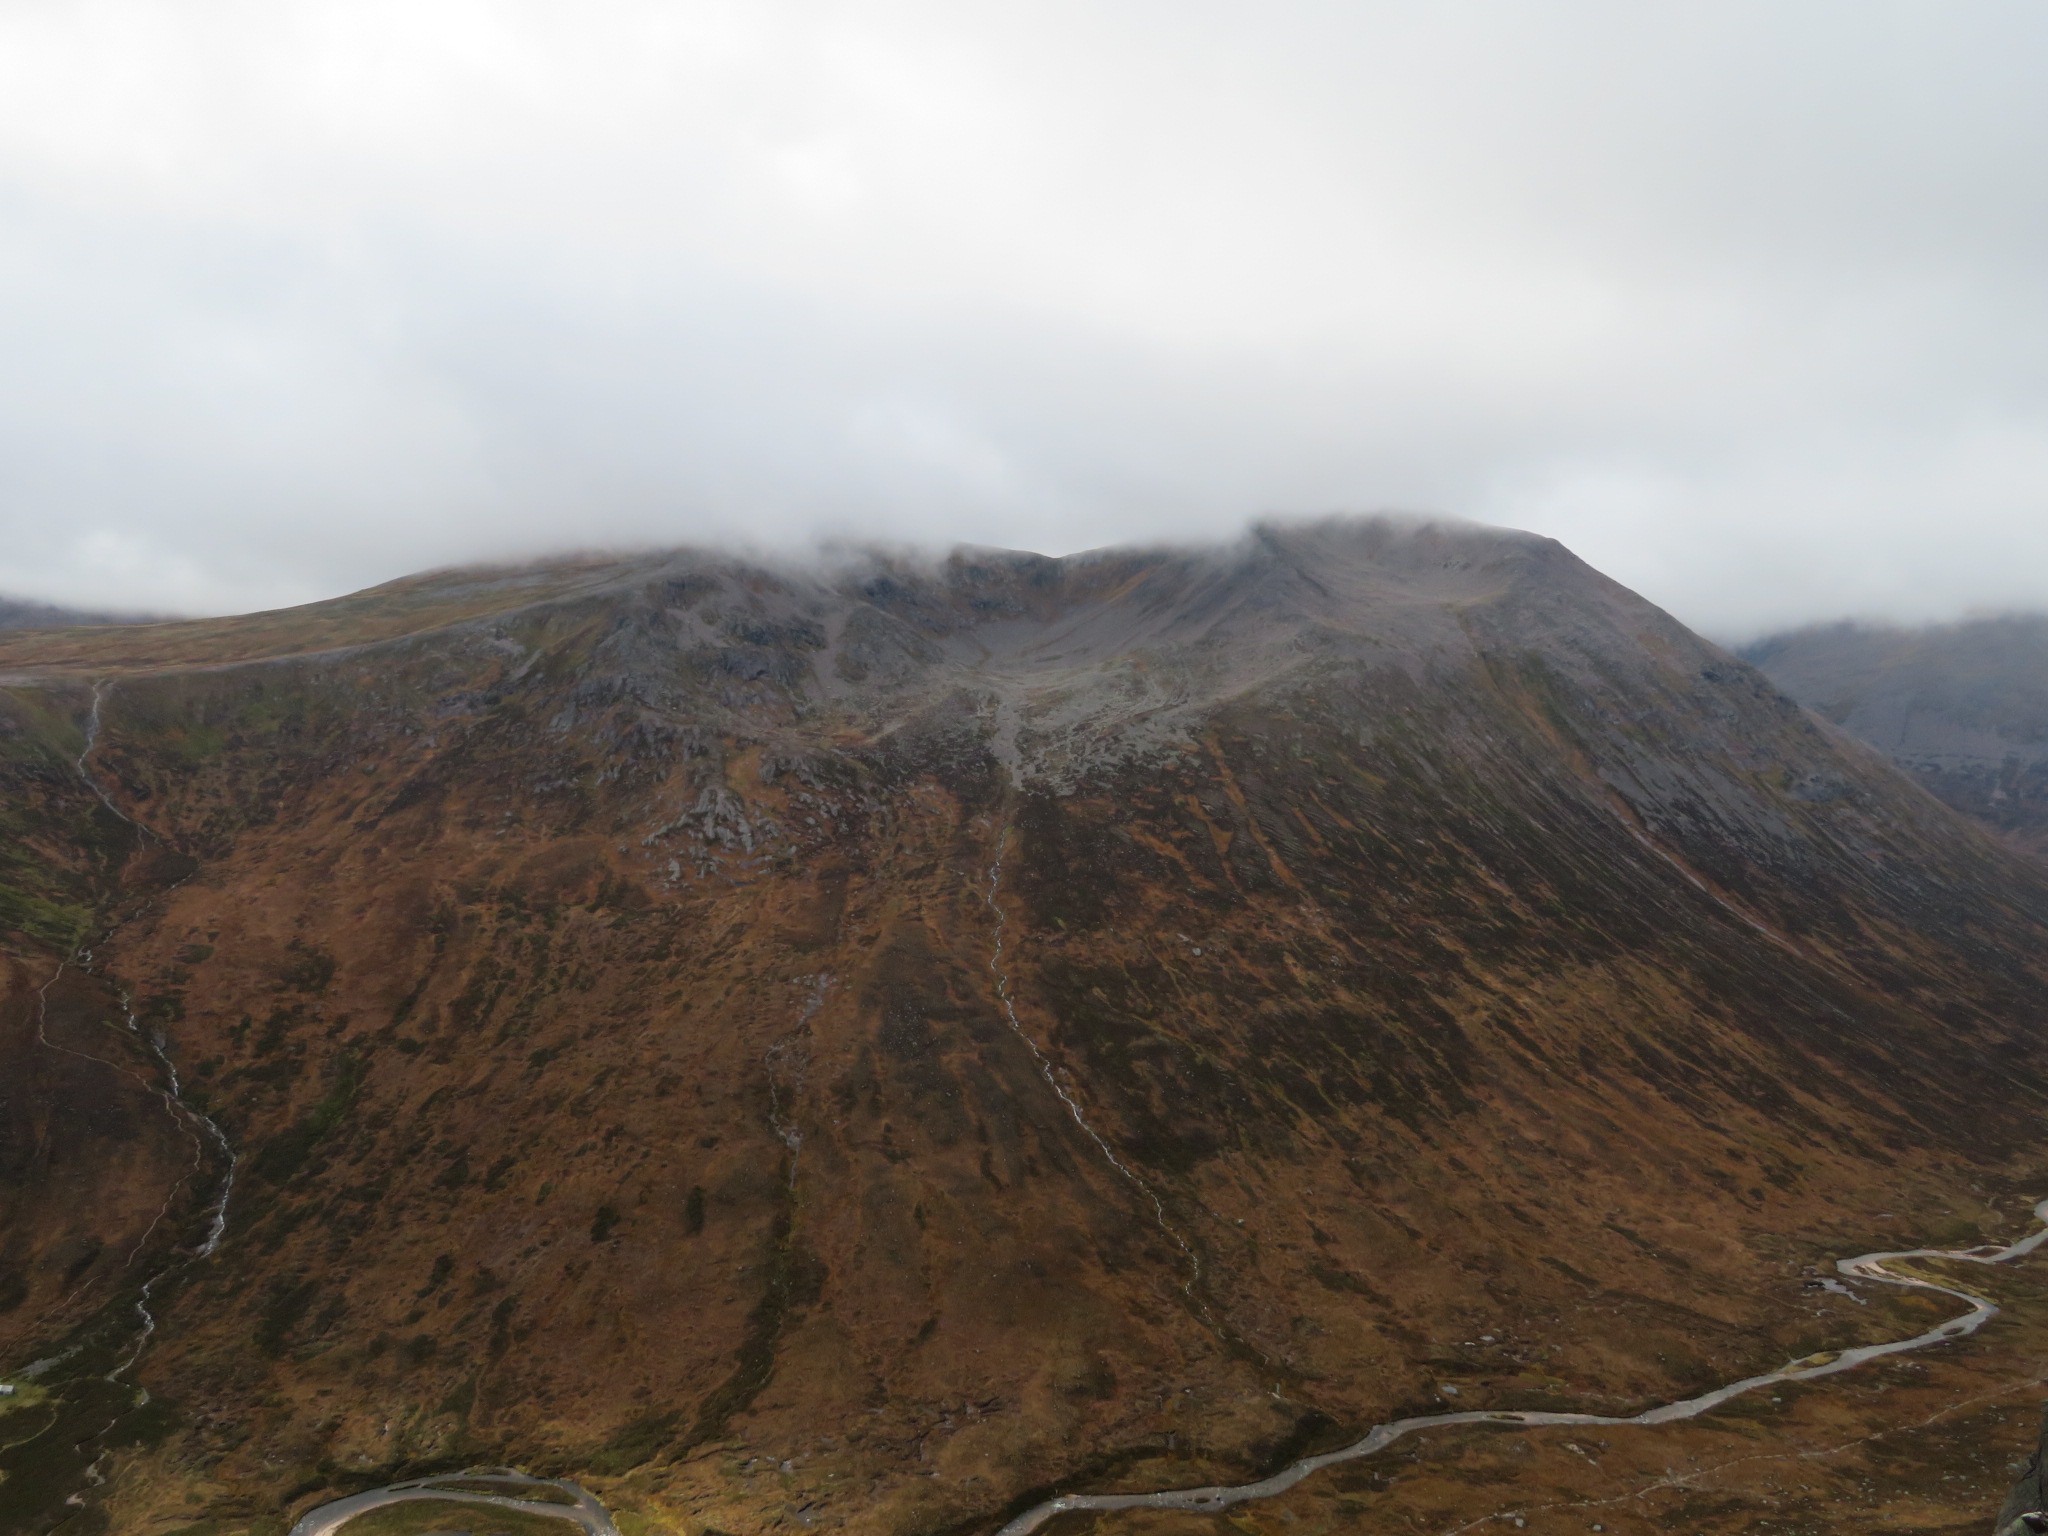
[{"left": 4, "top": 517, "right": 2048, "bottom": 1535}]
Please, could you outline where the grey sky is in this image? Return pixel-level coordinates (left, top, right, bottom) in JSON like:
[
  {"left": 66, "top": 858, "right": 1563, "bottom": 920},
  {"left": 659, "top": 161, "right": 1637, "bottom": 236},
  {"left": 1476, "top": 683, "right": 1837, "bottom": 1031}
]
[{"left": 2, "top": 1, "right": 2045, "bottom": 638}]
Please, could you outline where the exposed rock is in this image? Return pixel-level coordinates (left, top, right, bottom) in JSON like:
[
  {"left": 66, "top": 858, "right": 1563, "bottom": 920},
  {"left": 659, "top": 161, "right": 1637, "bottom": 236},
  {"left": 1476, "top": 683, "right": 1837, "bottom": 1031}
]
[{"left": 1997, "top": 1405, "right": 2048, "bottom": 1535}]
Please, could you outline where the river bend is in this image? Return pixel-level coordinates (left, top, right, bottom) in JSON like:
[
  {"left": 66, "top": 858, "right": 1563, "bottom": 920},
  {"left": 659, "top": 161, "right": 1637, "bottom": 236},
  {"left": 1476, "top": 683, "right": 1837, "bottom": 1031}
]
[
  {"left": 994, "top": 1198, "right": 2048, "bottom": 1534},
  {"left": 279, "top": 1199, "right": 2048, "bottom": 1535}
]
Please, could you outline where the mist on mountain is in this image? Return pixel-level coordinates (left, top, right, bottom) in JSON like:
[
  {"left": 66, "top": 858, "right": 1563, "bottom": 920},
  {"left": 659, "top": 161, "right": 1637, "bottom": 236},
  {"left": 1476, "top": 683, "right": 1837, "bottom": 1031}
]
[
  {"left": 4, "top": 518, "right": 2048, "bottom": 1534},
  {"left": 3, "top": 4, "right": 2048, "bottom": 632}
]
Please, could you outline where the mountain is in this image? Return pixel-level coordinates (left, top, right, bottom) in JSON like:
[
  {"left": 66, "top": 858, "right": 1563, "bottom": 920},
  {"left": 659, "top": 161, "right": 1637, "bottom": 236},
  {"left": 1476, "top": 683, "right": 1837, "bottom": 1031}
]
[
  {"left": 4, "top": 518, "right": 2048, "bottom": 1536},
  {"left": 0, "top": 596, "right": 162, "bottom": 629},
  {"left": 1744, "top": 615, "right": 2048, "bottom": 863}
]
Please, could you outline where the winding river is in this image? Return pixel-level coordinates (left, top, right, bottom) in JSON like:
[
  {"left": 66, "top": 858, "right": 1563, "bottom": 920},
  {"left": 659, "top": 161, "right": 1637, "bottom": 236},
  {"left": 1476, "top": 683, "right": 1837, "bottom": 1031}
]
[
  {"left": 59, "top": 707, "right": 2048, "bottom": 1536},
  {"left": 280, "top": 1198, "right": 2048, "bottom": 1535},
  {"left": 287, "top": 845, "right": 2048, "bottom": 1536},
  {"left": 992, "top": 1197, "right": 2048, "bottom": 1534},
  {"left": 286, "top": 1469, "right": 621, "bottom": 1536}
]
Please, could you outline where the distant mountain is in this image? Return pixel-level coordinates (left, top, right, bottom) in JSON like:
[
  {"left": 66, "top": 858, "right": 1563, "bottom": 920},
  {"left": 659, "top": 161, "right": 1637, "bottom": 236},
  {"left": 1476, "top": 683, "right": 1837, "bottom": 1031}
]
[
  {"left": 4, "top": 522, "right": 2048, "bottom": 1536},
  {"left": 0, "top": 594, "right": 160, "bottom": 628},
  {"left": 1743, "top": 614, "right": 2048, "bottom": 861}
]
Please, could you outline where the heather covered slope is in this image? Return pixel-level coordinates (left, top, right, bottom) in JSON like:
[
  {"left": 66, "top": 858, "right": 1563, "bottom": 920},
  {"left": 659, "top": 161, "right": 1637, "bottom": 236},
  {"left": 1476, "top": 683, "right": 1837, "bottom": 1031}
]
[
  {"left": 1745, "top": 614, "right": 2048, "bottom": 863},
  {"left": 5, "top": 519, "right": 2048, "bottom": 1535}
]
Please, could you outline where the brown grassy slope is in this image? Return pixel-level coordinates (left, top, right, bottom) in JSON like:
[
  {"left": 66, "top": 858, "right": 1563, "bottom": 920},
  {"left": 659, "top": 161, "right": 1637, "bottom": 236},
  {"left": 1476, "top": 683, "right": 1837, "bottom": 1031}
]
[{"left": 3, "top": 520, "right": 2047, "bottom": 1536}]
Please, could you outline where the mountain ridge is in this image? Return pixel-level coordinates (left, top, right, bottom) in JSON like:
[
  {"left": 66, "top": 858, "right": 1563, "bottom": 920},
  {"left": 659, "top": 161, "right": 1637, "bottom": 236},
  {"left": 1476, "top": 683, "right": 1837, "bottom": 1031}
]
[
  {"left": 0, "top": 595, "right": 165, "bottom": 631},
  {"left": 4, "top": 517, "right": 2047, "bottom": 1536},
  {"left": 1745, "top": 612, "right": 2048, "bottom": 863}
]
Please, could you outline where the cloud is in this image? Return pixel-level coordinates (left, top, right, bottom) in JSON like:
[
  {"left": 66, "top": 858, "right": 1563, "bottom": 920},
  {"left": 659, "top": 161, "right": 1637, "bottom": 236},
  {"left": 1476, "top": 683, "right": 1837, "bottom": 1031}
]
[{"left": 0, "top": 0, "right": 2045, "bottom": 636}]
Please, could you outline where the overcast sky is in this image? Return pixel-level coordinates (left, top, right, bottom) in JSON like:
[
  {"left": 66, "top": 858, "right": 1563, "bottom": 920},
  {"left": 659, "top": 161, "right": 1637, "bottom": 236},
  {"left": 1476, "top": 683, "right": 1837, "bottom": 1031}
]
[{"left": 2, "top": 1, "right": 2045, "bottom": 637}]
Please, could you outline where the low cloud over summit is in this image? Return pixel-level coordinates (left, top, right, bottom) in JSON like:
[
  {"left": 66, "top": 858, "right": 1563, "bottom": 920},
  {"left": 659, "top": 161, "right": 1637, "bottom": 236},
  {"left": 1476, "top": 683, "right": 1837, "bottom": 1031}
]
[{"left": 2, "top": 1, "right": 2046, "bottom": 636}]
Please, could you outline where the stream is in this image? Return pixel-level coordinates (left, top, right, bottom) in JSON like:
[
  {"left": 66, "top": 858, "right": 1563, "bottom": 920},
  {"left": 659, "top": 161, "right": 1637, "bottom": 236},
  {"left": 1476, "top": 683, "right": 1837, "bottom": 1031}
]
[
  {"left": 71, "top": 682, "right": 239, "bottom": 1394},
  {"left": 18, "top": 680, "right": 242, "bottom": 1511},
  {"left": 0, "top": 679, "right": 243, "bottom": 1531},
  {"left": 982, "top": 849, "right": 1215, "bottom": 1319}
]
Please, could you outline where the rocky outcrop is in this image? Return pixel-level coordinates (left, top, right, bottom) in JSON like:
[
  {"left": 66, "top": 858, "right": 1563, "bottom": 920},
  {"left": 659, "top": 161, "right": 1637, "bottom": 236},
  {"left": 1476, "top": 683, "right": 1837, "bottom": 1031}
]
[{"left": 1996, "top": 1406, "right": 2048, "bottom": 1535}]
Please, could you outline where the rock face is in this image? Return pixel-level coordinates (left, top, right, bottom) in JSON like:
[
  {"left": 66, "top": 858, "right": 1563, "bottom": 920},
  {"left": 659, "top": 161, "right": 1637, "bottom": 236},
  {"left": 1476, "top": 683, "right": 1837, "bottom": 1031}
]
[
  {"left": 1996, "top": 1406, "right": 2048, "bottom": 1535},
  {"left": 1744, "top": 615, "right": 2048, "bottom": 863},
  {"left": 4, "top": 517, "right": 2048, "bottom": 1536}
]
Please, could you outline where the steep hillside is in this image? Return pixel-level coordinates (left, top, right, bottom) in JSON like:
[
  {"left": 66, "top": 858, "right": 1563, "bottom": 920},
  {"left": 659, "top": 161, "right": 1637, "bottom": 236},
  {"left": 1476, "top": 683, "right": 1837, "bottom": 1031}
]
[
  {"left": 1744, "top": 614, "right": 2048, "bottom": 863},
  {"left": 5, "top": 519, "right": 2048, "bottom": 1536}
]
